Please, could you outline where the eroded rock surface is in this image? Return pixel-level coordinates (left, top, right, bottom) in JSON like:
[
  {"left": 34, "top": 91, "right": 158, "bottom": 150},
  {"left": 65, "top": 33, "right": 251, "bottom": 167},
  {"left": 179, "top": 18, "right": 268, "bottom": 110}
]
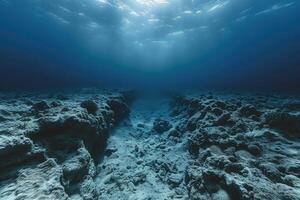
[
  {"left": 0, "top": 89, "right": 133, "bottom": 200},
  {"left": 1, "top": 91, "right": 300, "bottom": 200},
  {"left": 171, "top": 93, "right": 300, "bottom": 200}
]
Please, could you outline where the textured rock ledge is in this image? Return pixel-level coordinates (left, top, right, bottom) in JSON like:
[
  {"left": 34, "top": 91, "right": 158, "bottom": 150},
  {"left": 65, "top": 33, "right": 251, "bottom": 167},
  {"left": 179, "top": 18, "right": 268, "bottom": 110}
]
[
  {"left": 0, "top": 89, "right": 133, "bottom": 199},
  {"left": 170, "top": 93, "right": 300, "bottom": 200}
]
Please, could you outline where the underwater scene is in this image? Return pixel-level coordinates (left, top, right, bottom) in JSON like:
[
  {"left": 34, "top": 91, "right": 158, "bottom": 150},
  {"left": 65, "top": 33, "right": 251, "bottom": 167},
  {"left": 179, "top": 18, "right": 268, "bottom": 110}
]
[{"left": 0, "top": 0, "right": 300, "bottom": 199}]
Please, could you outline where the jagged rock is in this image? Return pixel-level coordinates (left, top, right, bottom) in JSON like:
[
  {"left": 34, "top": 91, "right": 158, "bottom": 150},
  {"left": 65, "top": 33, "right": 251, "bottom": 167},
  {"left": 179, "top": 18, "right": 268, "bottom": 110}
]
[
  {"left": 240, "top": 104, "right": 261, "bottom": 117},
  {"left": 51, "top": 101, "right": 61, "bottom": 107},
  {"left": 276, "top": 183, "right": 300, "bottom": 200},
  {"left": 63, "top": 113, "right": 109, "bottom": 153},
  {"left": 187, "top": 112, "right": 206, "bottom": 131},
  {"left": 131, "top": 172, "right": 146, "bottom": 185},
  {"left": 206, "top": 155, "right": 231, "bottom": 169},
  {"left": 284, "top": 101, "right": 300, "bottom": 111},
  {"left": 0, "top": 135, "right": 34, "bottom": 169},
  {"left": 188, "top": 130, "right": 209, "bottom": 155},
  {"left": 185, "top": 98, "right": 204, "bottom": 115},
  {"left": 168, "top": 173, "right": 183, "bottom": 187},
  {"left": 153, "top": 118, "right": 172, "bottom": 133},
  {"left": 62, "top": 147, "right": 93, "bottom": 184},
  {"left": 168, "top": 129, "right": 181, "bottom": 138},
  {"left": 265, "top": 112, "right": 300, "bottom": 137},
  {"left": 173, "top": 94, "right": 300, "bottom": 200},
  {"left": 0, "top": 159, "right": 68, "bottom": 199},
  {"left": 1, "top": 91, "right": 300, "bottom": 200},
  {"left": 231, "top": 120, "right": 249, "bottom": 133},
  {"left": 282, "top": 175, "right": 300, "bottom": 187},
  {"left": 0, "top": 91, "right": 133, "bottom": 200},
  {"left": 258, "top": 163, "right": 282, "bottom": 182},
  {"left": 107, "top": 98, "right": 130, "bottom": 122},
  {"left": 224, "top": 163, "right": 244, "bottom": 174},
  {"left": 0, "top": 135, "right": 32, "bottom": 158},
  {"left": 105, "top": 148, "right": 118, "bottom": 157},
  {"left": 32, "top": 101, "right": 50, "bottom": 111},
  {"left": 223, "top": 177, "right": 252, "bottom": 200},
  {"left": 212, "top": 107, "right": 223, "bottom": 116},
  {"left": 198, "top": 149, "right": 212, "bottom": 162},
  {"left": 81, "top": 100, "right": 98, "bottom": 114},
  {"left": 286, "top": 164, "right": 300, "bottom": 178},
  {"left": 214, "top": 113, "right": 231, "bottom": 126},
  {"left": 247, "top": 144, "right": 262, "bottom": 156},
  {"left": 79, "top": 176, "right": 98, "bottom": 200},
  {"left": 213, "top": 101, "right": 227, "bottom": 110}
]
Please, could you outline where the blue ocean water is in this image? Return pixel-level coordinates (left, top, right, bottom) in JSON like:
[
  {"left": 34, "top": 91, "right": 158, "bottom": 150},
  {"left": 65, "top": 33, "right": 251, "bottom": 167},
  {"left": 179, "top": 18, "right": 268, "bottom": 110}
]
[{"left": 0, "top": 0, "right": 299, "bottom": 91}]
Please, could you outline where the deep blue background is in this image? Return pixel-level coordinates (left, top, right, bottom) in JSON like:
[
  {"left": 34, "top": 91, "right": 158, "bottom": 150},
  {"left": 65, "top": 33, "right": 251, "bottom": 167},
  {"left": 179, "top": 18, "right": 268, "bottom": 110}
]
[{"left": 0, "top": 0, "right": 299, "bottom": 91}]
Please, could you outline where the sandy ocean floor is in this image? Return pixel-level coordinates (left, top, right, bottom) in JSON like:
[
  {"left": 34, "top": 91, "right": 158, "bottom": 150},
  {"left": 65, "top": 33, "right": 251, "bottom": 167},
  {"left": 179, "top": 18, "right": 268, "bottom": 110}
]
[{"left": 0, "top": 89, "right": 300, "bottom": 200}]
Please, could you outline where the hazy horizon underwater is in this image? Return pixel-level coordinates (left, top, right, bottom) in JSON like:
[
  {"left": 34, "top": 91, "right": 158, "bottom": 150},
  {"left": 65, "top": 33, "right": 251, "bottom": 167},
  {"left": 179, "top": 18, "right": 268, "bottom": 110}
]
[{"left": 0, "top": 0, "right": 300, "bottom": 200}]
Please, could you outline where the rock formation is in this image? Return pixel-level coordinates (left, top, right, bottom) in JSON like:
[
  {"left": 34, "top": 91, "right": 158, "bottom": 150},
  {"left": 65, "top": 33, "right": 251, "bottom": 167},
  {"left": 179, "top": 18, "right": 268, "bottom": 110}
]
[
  {"left": 0, "top": 91, "right": 300, "bottom": 200},
  {"left": 0, "top": 89, "right": 132, "bottom": 199}
]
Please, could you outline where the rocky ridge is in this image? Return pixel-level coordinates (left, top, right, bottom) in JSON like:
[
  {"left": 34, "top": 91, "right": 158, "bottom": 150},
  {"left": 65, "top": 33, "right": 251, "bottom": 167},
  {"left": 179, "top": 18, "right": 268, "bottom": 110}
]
[
  {"left": 170, "top": 93, "right": 300, "bottom": 200},
  {"left": 0, "top": 91, "right": 300, "bottom": 200},
  {"left": 0, "top": 89, "right": 133, "bottom": 200}
]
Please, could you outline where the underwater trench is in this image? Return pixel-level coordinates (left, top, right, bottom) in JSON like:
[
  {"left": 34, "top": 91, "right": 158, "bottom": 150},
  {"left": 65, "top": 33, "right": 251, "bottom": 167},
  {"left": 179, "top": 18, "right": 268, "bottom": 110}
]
[{"left": 94, "top": 96, "right": 184, "bottom": 199}]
